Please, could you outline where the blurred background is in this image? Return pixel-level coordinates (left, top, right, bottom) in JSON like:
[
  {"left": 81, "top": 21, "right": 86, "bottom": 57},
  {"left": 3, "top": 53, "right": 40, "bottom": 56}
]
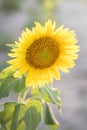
[{"left": 0, "top": 0, "right": 87, "bottom": 130}]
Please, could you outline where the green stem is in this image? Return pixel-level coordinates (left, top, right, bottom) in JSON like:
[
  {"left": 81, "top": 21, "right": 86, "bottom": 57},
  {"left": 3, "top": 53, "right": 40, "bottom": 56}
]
[
  {"left": 17, "top": 95, "right": 22, "bottom": 103},
  {"left": 17, "top": 87, "right": 29, "bottom": 103},
  {"left": 22, "top": 88, "right": 29, "bottom": 101}
]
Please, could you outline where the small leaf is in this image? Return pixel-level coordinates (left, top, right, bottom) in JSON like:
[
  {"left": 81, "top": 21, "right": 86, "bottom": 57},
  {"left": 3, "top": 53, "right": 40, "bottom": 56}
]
[
  {"left": 0, "top": 67, "right": 26, "bottom": 98},
  {"left": 26, "top": 99, "right": 43, "bottom": 113},
  {"left": 43, "top": 103, "right": 60, "bottom": 127},
  {"left": 39, "top": 85, "right": 62, "bottom": 109},
  {"left": 12, "top": 77, "right": 25, "bottom": 93},
  {"left": 24, "top": 106, "right": 41, "bottom": 130},
  {"left": 50, "top": 125, "right": 58, "bottom": 130},
  {"left": 0, "top": 67, "right": 15, "bottom": 98},
  {"left": 0, "top": 67, "right": 14, "bottom": 80},
  {"left": 32, "top": 85, "right": 62, "bottom": 110},
  {"left": 31, "top": 88, "right": 40, "bottom": 97},
  {"left": 0, "top": 75, "right": 15, "bottom": 98}
]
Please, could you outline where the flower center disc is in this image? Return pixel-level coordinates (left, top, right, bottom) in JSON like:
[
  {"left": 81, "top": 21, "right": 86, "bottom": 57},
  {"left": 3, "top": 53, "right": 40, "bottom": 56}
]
[{"left": 26, "top": 37, "right": 59, "bottom": 69}]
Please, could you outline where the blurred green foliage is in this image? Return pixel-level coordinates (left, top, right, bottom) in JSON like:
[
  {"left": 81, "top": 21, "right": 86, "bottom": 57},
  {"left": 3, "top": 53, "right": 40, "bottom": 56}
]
[
  {"left": 1, "top": 0, "right": 21, "bottom": 11},
  {"left": 24, "top": 0, "right": 60, "bottom": 28},
  {"left": 39, "top": 0, "right": 59, "bottom": 22}
]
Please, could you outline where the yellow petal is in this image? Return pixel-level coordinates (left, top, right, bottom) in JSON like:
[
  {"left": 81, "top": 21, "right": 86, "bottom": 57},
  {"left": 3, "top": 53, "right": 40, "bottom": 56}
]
[
  {"left": 25, "top": 68, "right": 34, "bottom": 87},
  {"left": 14, "top": 65, "right": 29, "bottom": 77},
  {"left": 50, "top": 67, "right": 60, "bottom": 80}
]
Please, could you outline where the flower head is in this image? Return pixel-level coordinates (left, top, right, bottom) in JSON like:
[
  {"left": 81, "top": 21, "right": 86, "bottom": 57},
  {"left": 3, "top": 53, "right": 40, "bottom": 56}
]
[{"left": 7, "top": 20, "right": 80, "bottom": 88}]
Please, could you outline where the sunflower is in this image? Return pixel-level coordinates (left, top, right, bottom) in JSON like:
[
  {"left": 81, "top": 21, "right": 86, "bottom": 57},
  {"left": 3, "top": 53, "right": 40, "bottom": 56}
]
[{"left": 7, "top": 20, "right": 80, "bottom": 88}]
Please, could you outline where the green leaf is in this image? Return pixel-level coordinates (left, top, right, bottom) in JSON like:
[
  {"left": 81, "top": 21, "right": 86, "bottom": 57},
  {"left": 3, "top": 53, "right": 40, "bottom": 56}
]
[
  {"left": 0, "top": 100, "right": 43, "bottom": 130},
  {"left": 43, "top": 103, "right": 59, "bottom": 126},
  {"left": 31, "top": 88, "right": 40, "bottom": 97},
  {"left": 0, "top": 102, "right": 27, "bottom": 130},
  {"left": 10, "top": 104, "right": 26, "bottom": 130},
  {"left": 0, "top": 67, "right": 14, "bottom": 81},
  {"left": 12, "top": 77, "right": 25, "bottom": 93},
  {"left": 0, "top": 72, "right": 15, "bottom": 98},
  {"left": 24, "top": 106, "right": 41, "bottom": 130},
  {"left": 31, "top": 84, "right": 62, "bottom": 110},
  {"left": 0, "top": 67, "right": 26, "bottom": 98},
  {"left": 50, "top": 125, "right": 58, "bottom": 130},
  {"left": 0, "top": 102, "right": 16, "bottom": 130},
  {"left": 24, "top": 99, "right": 43, "bottom": 130},
  {"left": 0, "top": 67, "right": 15, "bottom": 98},
  {"left": 26, "top": 99, "right": 43, "bottom": 113},
  {"left": 39, "top": 85, "right": 62, "bottom": 109}
]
